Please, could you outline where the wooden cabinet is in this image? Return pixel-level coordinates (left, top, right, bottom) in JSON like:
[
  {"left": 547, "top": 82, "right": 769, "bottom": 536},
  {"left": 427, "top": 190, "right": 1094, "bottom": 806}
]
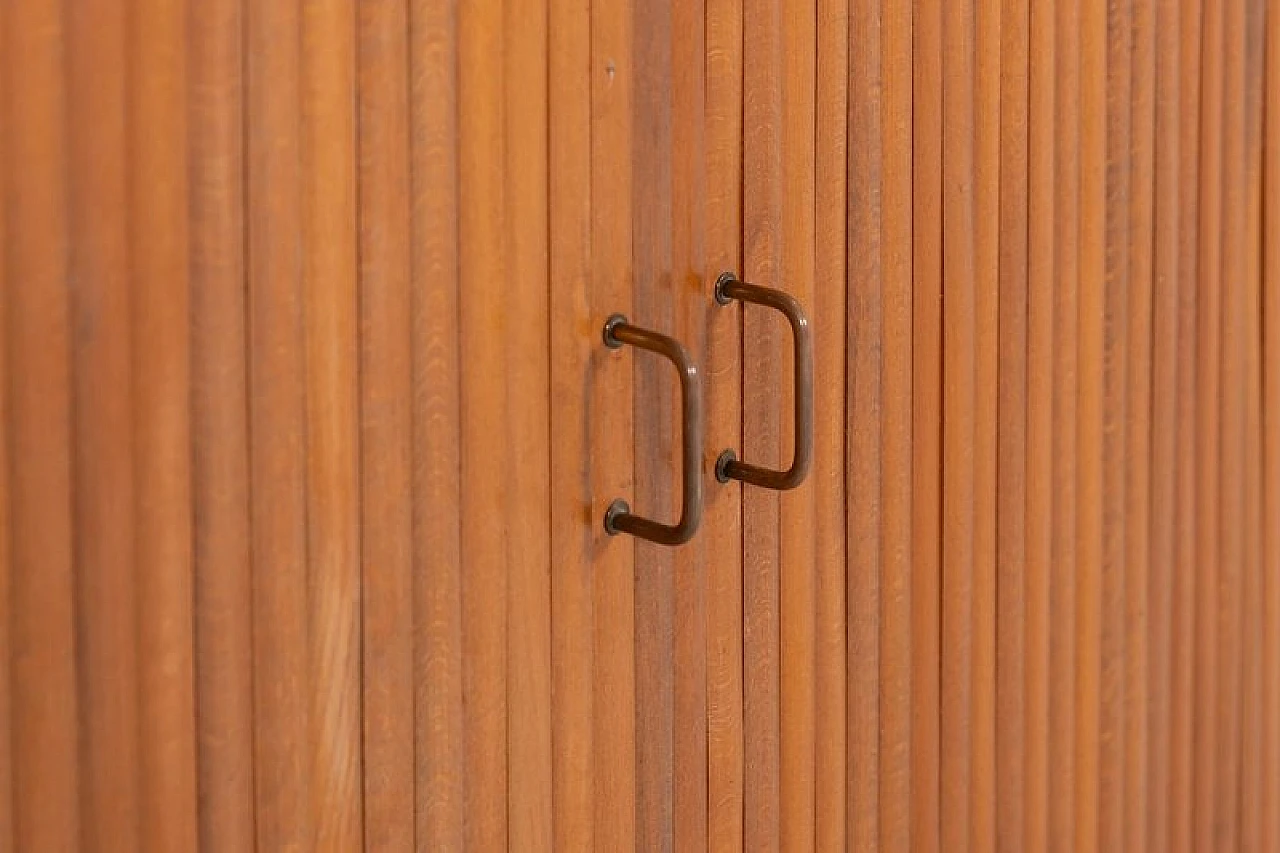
[{"left": 3, "top": 0, "right": 1280, "bottom": 849}]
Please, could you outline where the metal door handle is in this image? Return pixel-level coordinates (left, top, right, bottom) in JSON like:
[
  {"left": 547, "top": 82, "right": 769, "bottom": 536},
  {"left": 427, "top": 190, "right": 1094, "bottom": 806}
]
[
  {"left": 601, "top": 314, "right": 703, "bottom": 545},
  {"left": 713, "top": 272, "right": 813, "bottom": 490}
]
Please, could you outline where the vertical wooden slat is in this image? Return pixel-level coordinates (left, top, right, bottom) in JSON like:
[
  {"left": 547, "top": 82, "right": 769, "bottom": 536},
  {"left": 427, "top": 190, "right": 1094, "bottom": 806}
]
[
  {"left": 632, "top": 0, "right": 675, "bottom": 844},
  {"left": 68, "top": 0, "right": 139, "bottom": 847},
  {"left": 1169, "top": 1, "right": 1202, "bottom": 848},
  {"left": 1241, "top": 218, "right": 1264, "bottom": 848},
  {"left": 1146, "top": 0, "right": 1180, "bottom": 847},
  {"left": 972, "top": 0, "right": 1000, "bottom": 844},
  {"left": 548, "top": 0, "right": 594, "bottom": 844},
  {"left": 503, "top": 0, "right": 552, "bottom": 847},
  {"left": 3, "top": 0, "right": 79, "bottom": 847},
  {"left": 301, "top": 0, "right": 362, "bottom": 846},
  {"left": 816, "top": 0, "right": 851, "bottom": 843},
  {"left": 1024, "top": 0, "right": 1055, "bottom": 846},
  {"left": 816, "top": 0, "right": 852, "bottom": 846},
  {"left": 940, "top": 0, "right": 976, "bottom": 846},
  {"left": 1049, "top": 0, "right": 1080, "bottom": 846},
  {"left": 671, "top": 0, "right": 708, "bottom": 846},
  {"left": 1239, "top": 3, "right": 1266, "bottom": 844},
  {"left": 190, "top": 0, "right": 256, "bottom": 845},
  {"left": 1215, "top": 0, "right": 1247, "bottom": 845},
  {"left": 1131, "top": 0, "right": 1162, "bottom": 845},
  {"left": 743, "top": 0, "right": 783, "bottom": 843},
  {"left": 704, "top": 0, "right": 745, "bottom": 845},
  {"left": 359, "top": 0, "right": 416, "bottom": 849},
  {"left": 458, "top": 0, "right": 510, "bottom": 844},
  {"left": 1263, "top": 3, "right": 1280, "bottom": 846},
  {"left": 780, "top": 0, "right": 816, "bottom": 844},
  {"left": 591, "top": 0, "right": 637, "bottom": 845},
  {"left": 0, "top": 6, "right": 10, "bottom": 843},
  {"left": 1100, "top": 0, "right": 1133, "bottom": 848},
  {"left": 995, "top": 0, "right": 1029, "bottom": 844},
  {"left": 131, "top": 0, "right": 200, "bottom": 846},
  {"left": 1193, "top": 0, "right": 1223, "bottom": 846},
  {"left": 411, "top": 0, "right": 465, "bottom": 846},
  {"left": 879, "top": 0, "right": 912, "bottom": 847},
  {"left": 247, "top": 0, "right": 311, "bottom": 844},
  {"left": 911, "top": 0, "right": 943, "bottom": 845},
  {"left": 848, "top": 0, "right": 883, "bottom": 845},
  {"left": 1125, "top": 1, "right": 1154, "bottom": 849},
  {"left": 972, "top": 0, "right": 1003, "bottom": 845},
  {"left": 1076, "top": 0, "right": 1106, "bottom": 842}
]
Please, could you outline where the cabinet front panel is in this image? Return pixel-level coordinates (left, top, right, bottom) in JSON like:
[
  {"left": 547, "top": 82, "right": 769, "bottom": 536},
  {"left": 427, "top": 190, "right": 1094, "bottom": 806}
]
[{"left": 3, "top": 0, "right": 1279, "bottom": 850}]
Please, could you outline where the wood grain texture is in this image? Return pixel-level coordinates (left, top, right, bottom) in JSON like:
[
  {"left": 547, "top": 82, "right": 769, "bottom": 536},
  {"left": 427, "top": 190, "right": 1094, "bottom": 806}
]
[
  {"left": 815, "top": 0, "right": 850, "bottom": 847},
  {"left": 1263, "top": 3, "right": 1280, "bottom": 848},
  {"left": 879, "top": 0, "right": 912, "bottom": 847},
  {"left": 189, "top": 0, "right": 256, "bottom": 845},
  {"left": 1146, "top": 0, "right": 1180, "bottom": 847},
  {"left": 590, "top": 0, "right": 637, "bottom": 845},
  {"left": 743, "top": 0, "right": 783, "bottom": 844},
  {"left": 970, "top": 0, "right": 1002, "bottom": 845},
  {"left": 4, "top": 1, "right": 80, "bottom": 847},
  {"left": 410, "top": 0, "right": 464, "bottom": 847},
  {"left": 1100, "top": 0, "right": 1132, "bottom": 847},
  {"left": 1024, "top": 0, "right": 1055, "bottom": 847},
  {"left": 247, "top": 0, "right": 312, "bottom": 846},
  {"left": 1125, "top": 1, "right": 1156, "bottom": 848},
  {"left": 0, "top": 7, "right": 9, "bottom": 844},
  {"left": 632, "top": 1, "right": 676, "bottom": 846},
  {"left": 1264, "top": 4, "right": 1280, "bottom": 849},
  {"left": 849, "top": 0, "right": 883, "bottom": 846},
  {"left": 131, "top": 0, "right": 201, "bottom": 847},
  {"left": 995, "top": 0, "right": 1029, "bottom": 846},
  {"left": 1050, "top": 0, "right": 1081, "bottom": 846},
  {"left": 1193, "top": 0, "right": 1223, "bottom": 847},
  {"left": 1169, "top": 3, "right": 1202, "bottom": 850},
  {"left": 358, "top": 0, "right": 415, "bottom": 847},
  {"left": 67, "top": 0, "right": 139, "bottom": 847},
  {"left": 457, "top": 0, "right": 510, "bottom": 845},
  {"left": 912, "top": 0, "right": 944, "bottom": 847},
  {"left": 779, "top": 0, "right": 817, "bottom": 845},
  {"left": 1076, "top": 0, "right": 1106, "bottom": 843},
  {"left": 503, "top": 0, "right": 552, "bottom": 847},
  {"left": 1239, "top": 5, "right": 1265, "bottom": 845},
  {"left": 940, "top": 0, "right": 977, "bottom": 847},
  {"left": 670, "top": 0, "right": 708, "bottom": 847},
  {"left": 9, "top": 3, "right": 1280, "bottom": 849},
  {"left": 548, "top": 0, "right": 594, "bottom": 845},
  {"left": 704, "top": 0, "right": 745, "bottom": 846},
  {"left": 301, "top": 0, "right": 362, "bottom": 846},
  {"left": 972, "top": 0, "right": 1001, "bottom": 844},
  {"left": 1215, "top": 0, "right": 1248, "bottom": 845}
]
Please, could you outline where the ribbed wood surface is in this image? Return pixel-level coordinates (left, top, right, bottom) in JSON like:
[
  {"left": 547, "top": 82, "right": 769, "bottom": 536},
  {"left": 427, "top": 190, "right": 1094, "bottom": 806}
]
[{"left": 2, "top": 0, "right": 1278, "bottom": 848}]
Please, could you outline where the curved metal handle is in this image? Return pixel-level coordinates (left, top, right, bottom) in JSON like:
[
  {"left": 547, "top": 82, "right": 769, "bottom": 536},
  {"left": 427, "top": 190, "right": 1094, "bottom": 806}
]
[
  {"left": 713, "top": 272, "right": 813, "bottom": 490},
  {"left": 601, "top": 314, "right": 703, "bottom": 545}
]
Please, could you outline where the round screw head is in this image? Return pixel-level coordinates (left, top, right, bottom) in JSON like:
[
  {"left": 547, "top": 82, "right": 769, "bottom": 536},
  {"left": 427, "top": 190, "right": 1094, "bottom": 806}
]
[
  {"left": 602, "top": 314, "right": 628, "bottom": 348},
  {"left": 603, "top": 498, "right": 630, "bottom": 535},
  {"left": 713, "top": 271, "right": 737, "bottom": 305},
  {"left": 714, "top": 449, "right": 737, "bottom": 483}
]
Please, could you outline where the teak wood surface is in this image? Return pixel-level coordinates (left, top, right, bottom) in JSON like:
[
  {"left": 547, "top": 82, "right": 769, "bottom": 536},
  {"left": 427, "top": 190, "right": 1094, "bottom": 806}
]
[{"left": 3, "top": 0, "right": 1279, "bottom": 849}]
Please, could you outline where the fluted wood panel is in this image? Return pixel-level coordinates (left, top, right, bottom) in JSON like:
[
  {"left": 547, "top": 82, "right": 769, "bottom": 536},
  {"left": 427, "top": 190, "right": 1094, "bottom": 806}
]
[{"left": 3, "top": 0, "right": 1279, "bottom": 849}]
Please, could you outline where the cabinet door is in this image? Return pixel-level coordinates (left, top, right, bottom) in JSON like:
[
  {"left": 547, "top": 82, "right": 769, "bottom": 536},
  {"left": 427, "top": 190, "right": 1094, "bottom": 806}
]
[{"left": 548, "top": 2, "right": 740, "bottom": 847}]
